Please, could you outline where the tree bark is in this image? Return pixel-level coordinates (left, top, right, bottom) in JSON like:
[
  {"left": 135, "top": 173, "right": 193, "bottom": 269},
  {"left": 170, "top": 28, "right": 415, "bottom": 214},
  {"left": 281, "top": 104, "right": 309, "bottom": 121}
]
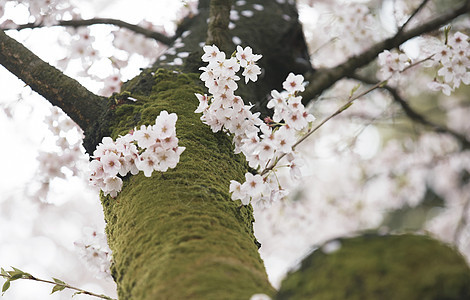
[
  {"left": 97, "top": 2, "right": 312, "bottom": 298},
  {"left": 101, "top": 70, "right": 274, "bottom": 299},
  {"left": 0, "top": 29, "right": 106, "bottom": 135}
]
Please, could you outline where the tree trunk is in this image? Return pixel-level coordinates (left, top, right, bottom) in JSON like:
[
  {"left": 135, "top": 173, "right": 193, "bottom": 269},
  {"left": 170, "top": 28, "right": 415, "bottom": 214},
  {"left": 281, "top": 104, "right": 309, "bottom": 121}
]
[
  {"left": 101, "top": 70, "right": 274, "bottom": 299},
  {"left": 95, "top": 2, "right": 310, "bottom": 298}
]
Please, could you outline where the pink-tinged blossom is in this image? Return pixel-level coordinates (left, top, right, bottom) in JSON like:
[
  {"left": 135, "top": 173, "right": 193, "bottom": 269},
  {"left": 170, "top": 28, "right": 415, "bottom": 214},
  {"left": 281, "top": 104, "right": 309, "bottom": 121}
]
[
  {"left": 196, "top": 46, "right": 315, "bottom": 207},
  {"left": 202, "top": 45, "right": 225, "bottom": 62},
  {"left": 283, "top": 73, "right": 305, "bottom": 93},
  {"left": 453, "top": 71, "right": 470, "bottom": 88},
  {"left": 267, "top": 90, "right": 286, "bottom": 109},
  {"left": 103, "top": 176, "right": 123, "bottom": 198},
  {"left": 258, "top": 140, "right": 276, "bottom": 162},
  {"left": 88, "top": 110, "right": 185, "bottom": 197},
  {"left": 448, "top": 31, "right": 469, "bottom": 50},
  {"left": 136, "top": 151, "right": 159, "bottom": 177},
  {"left": 377, "top": 50, "right": 410, "bottom": 81},
  {"left": 160, "top": 135, "right": 179, "bottom": 150},
  {"left": 242, "top": 173, "right": 265, "bottom": 198},
  {"left": 433, "top": 45, "right": 452, "bottom": 65},
  {"left": 427, "top": 31, "right": 470, "bottom": 95},
  {"left": 242, "top": 63, "right": 262, "bottom": 83},
  {"left": 93, "top": 136, "right": 117, "bottom": 157},
  {"left": 74, "top": 228, "right": 112, "bottom": 279},
  {"left": 230, "top": 180, "right": 250, "bottom": 205},
  {"left": 101, "top": 152, "right": 122, "bottom": 177},
  {"left": 134, "top": 124, "right": 157, "bottom": 149},
  {"left": 155, "top": 147, "right": 184, "bottom": 172},
  {"left": 236, "top": 45, "right": 255, "bottom": 67},
  {"left": 100, "top": 74, "right": 122, "bottom": 96},
  {"left": 287, "top": 153, "right": 303, "bottom": 180},
  {"left": 274, "top": 126, "right": 296, "bottom": 154},
  {"left": 90, "top": 160, "right": 105, "bottom": 178},
  {"left": 195, "top": 93, "right": 209, "bottom": 113},
  {"left": 154, "top": 110, "right": 177, "bottom": 139}
]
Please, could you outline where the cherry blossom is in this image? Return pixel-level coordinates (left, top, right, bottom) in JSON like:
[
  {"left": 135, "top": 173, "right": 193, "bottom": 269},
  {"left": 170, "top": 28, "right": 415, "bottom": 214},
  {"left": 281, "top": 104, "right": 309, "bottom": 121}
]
[
  {"left": 74, "top": 227, "right": 112, "bottom": 279},
  {"left": 283, "top": 73, "right": 306, "bottom": 93},
  {"left": 89, "top": 110, "right": 185, "bottom": 197},
  {"left": 195, "top": 46, "right": 315, "bottom": 207},
  {"left": 427, "top": 31, "right": 470, "bottom": 95},
  {"left": 377, "top": 49, "right": 410, "bottom": 81}
]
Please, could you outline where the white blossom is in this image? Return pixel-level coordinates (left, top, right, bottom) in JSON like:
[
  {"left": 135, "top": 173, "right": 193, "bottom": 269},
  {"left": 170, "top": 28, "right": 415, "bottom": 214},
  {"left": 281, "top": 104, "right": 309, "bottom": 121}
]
[{"left": 89, "top": 111, "right": 185, "bottom": 197}]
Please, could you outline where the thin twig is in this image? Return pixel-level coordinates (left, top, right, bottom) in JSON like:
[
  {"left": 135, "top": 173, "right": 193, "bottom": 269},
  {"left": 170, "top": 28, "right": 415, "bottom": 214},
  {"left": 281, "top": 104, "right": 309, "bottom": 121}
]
[
  {"left": 5, "top": 18, "right": 173, "bottom": 45},
  {"left": 350, "top": 73, "right": 470, "bottom": 149},
  {"left": 0, "top": 272, "right": 115, "bottom": 300},
  {"left": 261, "top": 56, "right": 441, "bottom": 176},
  {"left": 261, "top": 80, "right": 385, "bottom": 176},
  {"left": 397, "top": 0, "right": 431, "bottom": 35}
]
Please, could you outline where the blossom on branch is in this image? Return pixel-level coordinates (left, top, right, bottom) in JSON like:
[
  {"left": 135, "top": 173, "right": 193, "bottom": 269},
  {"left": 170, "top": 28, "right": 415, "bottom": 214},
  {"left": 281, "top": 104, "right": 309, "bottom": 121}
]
[
  {"left": 89, "top": 110, "right": 185, "bottom": 198},
  {"left": 195, "top": 45, "right": 315, "bottom": 208},
  {"left": 427, "top": 31, "right": 470, "bottom": 95}
]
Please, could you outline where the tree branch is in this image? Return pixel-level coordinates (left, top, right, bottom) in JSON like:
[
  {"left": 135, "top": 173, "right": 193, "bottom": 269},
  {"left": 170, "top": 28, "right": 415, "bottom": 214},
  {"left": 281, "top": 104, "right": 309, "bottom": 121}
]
[
  {"left": 206, "top": 0, "right": 232, "bottom": 51},
  {"left": 261, "top": 80, "right": 385, "bottom": 176},
  {"left": 5, "top": 18, "right": 174, "bottom": 46},
  {"left": 397, "top": 0, "right": 431, "bottom": 35},
  {"left": 350, "top": 73, "right": 470, "bottom": 149},
  {"left": 302, "top": 0, "right": 470, "bottom": 102},
  {"left": 0, "top": 29, "right": 107, "bottom": 133}
]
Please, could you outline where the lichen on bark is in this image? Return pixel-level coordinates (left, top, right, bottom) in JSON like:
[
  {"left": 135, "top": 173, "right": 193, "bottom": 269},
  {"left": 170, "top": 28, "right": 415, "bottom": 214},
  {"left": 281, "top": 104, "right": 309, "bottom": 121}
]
[{"left": 101, "top": 69, "right": 274, "bottom": 299}]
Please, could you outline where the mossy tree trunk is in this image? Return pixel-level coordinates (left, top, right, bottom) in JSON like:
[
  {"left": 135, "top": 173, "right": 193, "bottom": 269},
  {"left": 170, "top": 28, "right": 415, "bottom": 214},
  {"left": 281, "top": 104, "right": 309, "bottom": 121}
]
[
  {"left": 101, "top": 70, "right": 274, "bottom": 299},
  {"left": 89, "top": 2, "right": 311, "bottom": 298}
]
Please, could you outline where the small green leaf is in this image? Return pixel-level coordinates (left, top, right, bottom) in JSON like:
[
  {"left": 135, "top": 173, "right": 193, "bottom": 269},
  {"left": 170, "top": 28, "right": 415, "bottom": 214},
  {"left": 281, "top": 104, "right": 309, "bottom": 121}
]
[
  {"left": 7, "top": 270, "right": 24, "bottom": 278},
  {"left": 2, "top": 280, "right": 10, "bottom": 294},
  {"left": 52, "top": 277, "right": 66, "bottom": 285},
  {"left": 340, "top": 102, "right": 354, "bottom": 112},
  {"left": 8, "top": 273, "right": 23, "bottom": 281},
  {"left": 0, "top": 268, "right": 7, "bottom": 276},
  {"left": 11, "top": 267, "right": 24, "bottom": 274},
  {"left": 444, "top": 26, "right": 451, "bottom": 45},
  {"left": 349, "top": 84, "right": 361, "bottom": 97},
  {"left": 51, "top": 284, "right": 66, "bottom": 294}
]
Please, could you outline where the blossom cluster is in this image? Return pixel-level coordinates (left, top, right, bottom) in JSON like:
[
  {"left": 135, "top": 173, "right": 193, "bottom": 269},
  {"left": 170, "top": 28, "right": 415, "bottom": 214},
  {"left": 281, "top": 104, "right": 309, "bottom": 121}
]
[
  {"left": 74, "top": 227, "right": 112, "bottom": 279},
  {"left": 377, "top": 49, "right": 410, "bottom": 81},
  {"left": 195, "top": 45, "right": 315, "bottom": 208},
  {"left": 0, "top": 0, "right": 76, "bottom": 27},
  {"left": 35, "top": 106, "right": 85, "bottom": 201},
  {"left": 326, "top": 3, "right": 381, "bottom": 59},
  {"left": 89, "top": 110, "right": 185, "bottom": 198},
  {"left": 428, "top": 31, "right": 470, "bottom": 95}
]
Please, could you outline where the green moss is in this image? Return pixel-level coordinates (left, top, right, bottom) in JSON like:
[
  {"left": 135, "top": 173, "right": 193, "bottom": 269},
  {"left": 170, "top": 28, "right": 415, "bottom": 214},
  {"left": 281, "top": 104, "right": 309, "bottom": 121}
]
[
  {"left": 101, "top": 69, "right": 273, "bottom": 299},
  {"left": 276, "top": 234, "right": 470, "bottom": 300}
]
